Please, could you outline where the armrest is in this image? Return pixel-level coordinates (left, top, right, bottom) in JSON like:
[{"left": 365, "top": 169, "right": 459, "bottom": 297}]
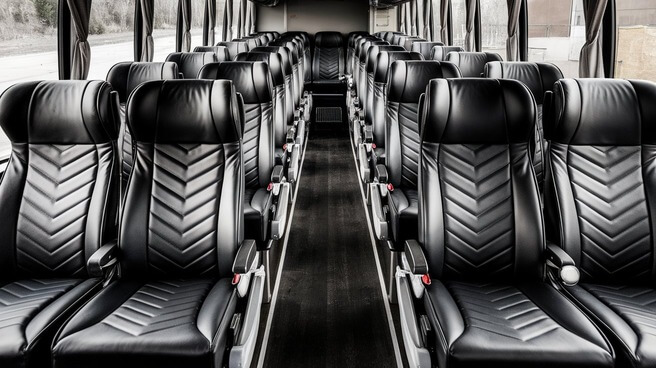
[
  {"left": 375, "top": 164, "right": 388, "bottom": 183},
  {"left": 286, "top": 128, "right": 296, "bottom": 144},
  {"left": 404, "top": 240, "right": 428, "bottom": 275},
  {"left": 357, "top": 144, "right": 371, "bottom": 183},
  {"left": 271, "top": 165, "right": 284, "bottom": 184},
  {"left": 545, "top": 243, "right": 580, "bottom": 286},
  {"left": 271, "top": 182, "right": 291, "bottom": 241},
  {"left": 369, "top": 183, "right": 389, "bottom": 241},
  {"left": 362, "top": 126, "right": 373, "bottom": 144},
  {"left": 88, "top": 240, "right": 118, "bottom": 278},
  {"left": 233, "top": 239, "right": 258, "bottom": 274},
  {"left": 288, "top": 146, "right": 301, "bottom": 183}
]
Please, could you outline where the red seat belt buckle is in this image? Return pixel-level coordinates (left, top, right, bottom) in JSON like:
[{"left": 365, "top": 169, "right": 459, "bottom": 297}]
[
  {"left": 387, "top": 183, "right": 394, "bottom": 192},
  {"left": 421, "top": 274, "right": 431, "bottom": 286},
  {"left": 232, "top": 274, "right": 241, "bottom": 285}
]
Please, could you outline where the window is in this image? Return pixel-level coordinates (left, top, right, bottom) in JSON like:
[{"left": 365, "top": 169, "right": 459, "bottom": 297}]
[
  {"left": 528, "top": 0, "right": 586, "bottom": 78},
  {"left": 480, "top": 0, "right": 508, "bottom": 60},
  {"left": 451, "top": 0, "right": 467, "bottom": 47},
  {"left": 615, "top": 1, "right": 656, "bottom": 81},
  {"left": 87, "top": 0, "right": 136, "bottom": 80},
  {"left": 0, "top": 0, "right": 60, "bottom": 158},
  {"left": 432, "top": 0, "right": 443, "bottom": 43},
  {"left": 153, "top": 0, "right": 206, "bottom": 62}
]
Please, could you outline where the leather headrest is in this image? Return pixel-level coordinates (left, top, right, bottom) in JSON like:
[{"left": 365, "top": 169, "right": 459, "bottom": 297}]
[
  {"left": 165, "top": 52, "right": 218, "bottom": 78},
  {"left": 387, "top": 61, "right": 462, "bottom": 103},
  {"left": 484, "top": 61, "right": 563, "bottom": 104},
  {"left": 127, "top": 80, "right": 242, "bottom": 144},
  {"left": 374, "top": 51, "right": 424, "bottom": 84},
  {"left": 193, "top": 46, "right": 231, "bottom": 61},
  {"left": 385, "top": 32, "right": 403, "bottom": 43},
  {"left": 422, "top": 78, "right": 536, "bottom": 144},
  {"left": 198, "top": 61, "right": 274, "bottom": 104},
  {"left": 430, "top": 46, "right": 464, "bottom": 61},
  {"left": 239, "top": 36, "right": 262, "bottom": 49},
  {"left": 270, "top": 40, "right": 300, "bottom": 63},
  {"left": 445, "top": 52, "right": 502, "bottom": 77},
  {"left": 348, "top": 32, "right": 370, "bottom": 48},
  {"left": 252, "top": 46, "right": 293, "bottom": 76},
  {"left": 217, "top": 41, "right": 250, "bottom": 59},
  {"left": 236, "top": 52, "right": 285, "bottom": 87},
  {"left": 411, "top": 42, "right": 445, "bottom": 59},
  {"left": 403, "top": 37, "right": 426, "bottom": 52},
  {"left": 359, "top": 41, "right": 389, "bottom": 63},
  {"left": 545, "top": 79, "right": 656, "bottom": 145},
  {"left": 315, "top": 32, "right": 343, "bottom": 48},
  {"left": 0, "top": 80, "right": 119, "bottom": 144},
  {"left": 355, "top": 36, "right": 379, "bottom": 56},
  {"left": 105, "top": 62, "right": 180, "bottom": 104},
  {"left": 366, "top": 45, "right": 405, "bottom": 73}
]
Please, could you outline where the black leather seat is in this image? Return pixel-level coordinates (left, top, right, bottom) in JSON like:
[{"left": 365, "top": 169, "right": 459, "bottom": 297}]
[
  {"left": 395, "top": 78, "right": 615, "bottom": 368},
  {"left": 446, "top": 51, "right": 502, "bottom": 77},
  {"left": 352, "top": 36, "right": 379, "bottom": 95},
  {"left": 217, "top": 41, "right": 250, "bottom": 60},
  {"left": 239, "top": 36, "right": 262, "bottom": 50},
  {"left": 52, "top": 80, "right": 266, "bottom": 368},
  {"left": 364, "top": 45, "right": 406, "bottom": 129},
  {"left": 384, "top": 31, "right": 404, "bottom": 43},
  {"left": 347, "top": 32, "right": 370, "bottom": 76},
  {"left": 544, "top": 78, "right": 656, "bottom": 368},
  {"left": 165, "top": 52, "right": 218, "bottom": 78},
  {"left": 484, "top": 61, "right": 563, "bottom": 190},
  {"left": 284, "top": 32, "right": 312, "bottom": 83},
  {"left": 357, "top": 39, "right": 389, "bottom": 108},
  {"left": 0, "top": 80, "right": 119, "bottom": 368},
  {"left": 430, "top": 45, "right": 464, "bottom": 61},
  {"left": 193, "top": 46, "right": 231, "bottom": 61},
  {"left": 403, "top": 37, "right": 427, "bottom": 52},
  {"left": 313, "top": 32, "right": 344, "bottom": 82},
  {"left": 270, "top": 40, "right": 303, "bottom": 107},
  {"left": 106, "top": 61, "right": 179, "bottom": 194},
  {"left": 391, "top": 33, "right": 407, "bottom": 46},
  {"left": 252, "top": 46, "right": 296, "bottom": 123},
  {"left": 411, "top": 41, "right": 444, "bottom": 59}
]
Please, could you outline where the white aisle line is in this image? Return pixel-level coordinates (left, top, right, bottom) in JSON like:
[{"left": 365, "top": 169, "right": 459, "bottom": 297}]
[
  {"left": 349, "top": 139, "right": 404, "bottom": 368},
  {"left": 256, "top": 137, "right": 309, "bottom": 368}
]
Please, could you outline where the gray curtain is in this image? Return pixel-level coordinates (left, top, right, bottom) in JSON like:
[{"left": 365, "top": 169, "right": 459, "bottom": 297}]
[
  {"left": 440, "top": 0, "right": 449, "bottom": 44},
  {"left": 579, "top": 0, "right": 608, "bottom": 78},
  {"left": 399, "top": 4, "right": 407, "bottom": 34},
  {"left": 67, "top": 0, "right": 91, "bottom": 79},
  {"left": 223, "top": 0, "right": 233, "bottom": 42},
  {"left": 506, "top": 0, "right": 521, "bottom": 61},
  {"left": 464, "top": 0, "right": 476, "bottom": 51},
  {"left": 140, "top": 0, "right": 154, "bottom": 61},
  {"left": 180, "top": 0, "right": 192, "bottom": 51},
  {"left": 405, "top": 3, "right": 413, "bottom": 35},
  {"left": 423, "top": 0, "right": 433, "bottom": 41},
  {"left": 411, "top": 0, "right": 419, "bottom": 36},
  {"left": 246, "top": 1, "right": 256, "bottom": 35},
  {"left": 238, "top": 0, "right": 247, "bottom": 38},
  {"left": 207, "top": 0, "right": 216, "bottom": 46}
]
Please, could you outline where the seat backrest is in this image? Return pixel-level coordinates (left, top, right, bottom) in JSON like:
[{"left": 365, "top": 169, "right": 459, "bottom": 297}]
[
  {"left": 347, "top": 32, "right": 370, "bottom": 75},
  {"left": 217, "top": 41, "right": 250, "bottom": 60},
  {"left": 446, "top": 51, "right": 502, "bottom": 77},
  {"left": 412, "top": 42, "right": 445, "bottom": 59},
  {"left": 121, "top": 80, "right": 243, "bottom": 279},
  {"left": 403, "top": 37, "right": 427, "bottom": 52},
  {"left": 386, "top": 32, "right": 404, "bottom": 43},
  {"left": 253, "top": 46, "right": 296, "bottom": 122},
  {"left": 313, "top": 31, "right": 345, "bottom": 81},
  {"left": 239, "top": 36, "right": 262, "bottom": 50},
  {"left": 544, "top": 79, "right": 656, "bottom": 284},
  {"left": 386, "top": 61, "right": 461, "bottom": 189},
  {"left": 358, "top": 40, "right": 389, "bottom": 103},
  {"left": 199, "top": 62, "right": 275, "bottom": 191},
  {"left": 193, "top": 46, "right": 230, "bottom": 61},
  {"left": 484, "top": 61, "right": 563, "bottom": 188},
  {"left": 371, "top": 51, "right": 424, "bottom": 148},
  {"left": 430, "top": 45, "right": 464, "bottom": 61},
  {"left": 285, "top": 32, "right": 312, "bottom": 82},
  {"left": 353, "top": 37, "right": 378, "bottom": 89},
  {"left": 420, "top": 78, "right": 541, "bottom": 281},
  {"left": 270, "top": 40, "right": 302, "bottom": 105},
  {"left": 364, "top": 45, "right": 405, "bottom": 125},
  {"left": 165, "top": 52, "right": 218, "bottom": 78},
  {"left": 0, "top": 80, "right": 119, "bottom": 279}
]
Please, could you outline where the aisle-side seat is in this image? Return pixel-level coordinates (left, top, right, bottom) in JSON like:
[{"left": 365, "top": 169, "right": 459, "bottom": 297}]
[
  {"left": 239, "top": 36, "right": 262, "bottom": 50},
  {"left": 484, "top": 61, "right": 563, "bottom": 191},
  {"left": 347, "top": 32, "right": 370, "bottom": 76},
  {"left": 395, "top": 78, "right": 615, "bottom": 368},
  {"left": 313, "top": 32, "right": 345, "bottom": 82},
  {"left": 356, "top": 39, "right": 389, "bottom": 110},
  {"left": 106, "top": 61, "right": 179, "bottom": 194},
  {"left": 411, "top": 41, "right": 444, "bottom": 59},
  {"left": 193, "top": 46, "right": 230, "bottom": 61},
  {"left": 165, "top": 52, "right": 218, "bottom": 78},
  {"left": 217, "top": 41, "right": 250, "bottom": 60},
  {"left": 445, "top": 51, "right": 502, "bottom": 77},
  {"left": 544, "top": 78, "right": 656, "bottom": 368},
  {"left": 430, "top": 45, "right": 464, "bottom": 61},
  {"left": 283, "top": 32, "right": 312, "bottom": 83},
  {"left": 0, "top": 80, "right": 120, "bottom": 368},
  {"left": 270, "top": 39, "right": 304, "bottom": 107}
]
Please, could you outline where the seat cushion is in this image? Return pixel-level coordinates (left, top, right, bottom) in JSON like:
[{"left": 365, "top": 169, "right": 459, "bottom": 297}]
[
  {"left": 0, "top": 279, "right": 100, "bottom": 368},
  {"left": 53, "top": 279, "right": 236, "bottom": 368},
  {"left": 566, "top": 284, "right": 656, "bottom": 368},
  {"left": 425, "top": 281, "right": 614, "bottom": 368},
  {"left": 244, "top": 188, "right": 273, "bottom": 244},
  {"left": 388, "top": 188, "right": 418, "bottom": 246}
]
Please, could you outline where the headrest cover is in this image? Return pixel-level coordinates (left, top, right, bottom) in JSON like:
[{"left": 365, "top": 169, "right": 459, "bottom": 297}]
[
  {"left": 198, "top": 61, "right": 274, "bottom": 104},
  {"left": 0, "top": 80, "right": 119, "bottom": 144},
  {"left": 165, "top": 52, "right": 218, "bottom": 78},
  {"left": 236, "top": 52, "right": 285, "bottom": 87},
  {"left": 431, "top": 46, "right": 464, "bottom": 61},
  {"left": 484, "top": 61, "right": 563, "bottom": 104},
  {"left": 422, "top": 78, "right": 536, "bottom": 144},
  {"left": 387, "top": 61, "right": 462, "bottom": 103},
  {"left": 374, "top": 51, "right": 424, "bottom": 84},
  {"left": 545, "top": 79, "right": 656, "bottom": 145},
  {"left": 412, "top": 42, "right": 445, "bottom": 59},
  {"left": 366, "top": 45, "right": 405, "bottom": 73},
  {"left": 252, "top": 46, "right": 293, "bottom": 75},
  {"left": 445, "top": 52, "right": 502, "bottom": 77},
  {"left": 127, "top": 80, "right": 242, "bottom": 144},
  {"left": 359, "top": 41, "right": 389, "bottom": 62},
  {"left": 316, "top": 32, "right": 343, "bottom": 48},
  {"left": 193, "top": 46, "right": 231, "bottom": 61}
]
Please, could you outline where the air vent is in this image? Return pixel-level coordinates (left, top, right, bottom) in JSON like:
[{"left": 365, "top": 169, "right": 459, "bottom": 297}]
[{"left": 316, "top": 107, "right": 343, "bottom": 123}]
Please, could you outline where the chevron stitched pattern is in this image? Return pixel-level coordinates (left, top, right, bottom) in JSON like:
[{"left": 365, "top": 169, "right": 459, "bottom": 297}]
[
  {"left": 121, "top": 127, "right": 134, "bottom": 186},
  {"left": 0, "top": 279, "right": 78, "bottom": 330},
  {"left": 317, "top": 48, "right": 341, "bottom": 80},
  {"left": 148, "top": 144, "right": 224, "bottom": 276},
  {"left": 17, "top": 144, "right": 102, "bottom": 277},
  {"left": 585, "top": 284, "right": 656, "bottom": 338},
  {"left": 439, "top": 144, "right": 514, "bottom": 278},
  {"left": 101, "top": 280, "right": 213, "bottom": 337},
  {"left": 448, "top": 282, "right": 561, "bottom": 341},
  {"left": 533, "top": 107, "right": 544, "bottom": 188},
  {"left": 398, "top": 103, "right": 420, "bottom": 188},
  {"left": 243, "top": 103, "right": 266, "bottom": 188},
  {"left": 568, "top": 145, "right": 651, "bottom": 282}
]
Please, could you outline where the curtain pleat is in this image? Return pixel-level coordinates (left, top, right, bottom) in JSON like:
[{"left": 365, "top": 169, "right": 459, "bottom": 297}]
[
  {"left": 247, "top": 1, "right": 256, "bottom": 35},
  {"left": 180, "top": 0, "right": 192, "bottom": 51},
  {"left": 410, "top": 0, "right": 418, "bottom": 36},
  {"left": 238, "top": 0, "right": 247, "bottom": 38},
  {"left": 140, "top": 0, "right": 154, "bottom": 61},
  {"left": 399, "top": 4, "right": 406, "bottom": 34},
  {"left": 66, "top": 0, "right": 91, "bottom": 79},
  {"left": 405, "top": 3, "right": 413, "bottom": 35},
  {"left": 506, "top": 0, "right": 521, "bottom": 61},
  {"left": 464, "top": 0, "right": 476, "bottom": 51},
  {"left": 207, "top": 0, "right": 216, "bottom": 46},
  {"left": 440, "top": 0, "right": 449, "bottom": 44},
  {"left": 423, "top": 0, "right": 433, "bottom": 41},
  {"left": 223, "top": 0, "right": 233, "bottom": 42},
  {"left": 579, "top": 0, "right": 608, "bottom": 78}
]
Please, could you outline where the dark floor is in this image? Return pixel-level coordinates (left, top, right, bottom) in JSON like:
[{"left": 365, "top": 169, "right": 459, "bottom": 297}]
[{"left": 260, "top": 124, "right": 398, "bottom": 368}]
